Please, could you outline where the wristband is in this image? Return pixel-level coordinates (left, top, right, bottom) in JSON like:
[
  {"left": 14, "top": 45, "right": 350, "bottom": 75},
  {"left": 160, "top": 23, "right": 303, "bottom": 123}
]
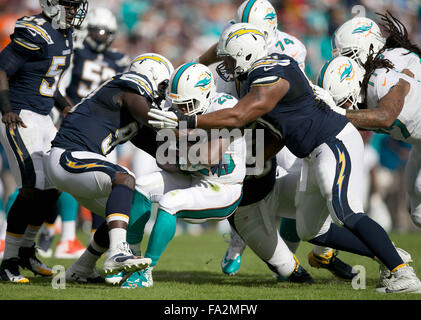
[
  {"left": 0, "top": 90, "right": 12, "bottom": 115},
  {"left": 187, "top": 114, "right": 197, "bottom": 129}
]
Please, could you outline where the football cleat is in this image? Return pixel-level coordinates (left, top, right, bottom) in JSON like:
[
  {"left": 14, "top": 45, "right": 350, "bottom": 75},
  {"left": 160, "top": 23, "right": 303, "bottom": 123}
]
[
  {"left": 377, "top": 247, "right": 413, "bottom": 288},
  {"left": 37, "top": 229, "right": 54, "bottom": 258},
  {"left": 308, "top": 249, "right": 357, "bottom": 281},
  {"left": 105, "top": 271, "right": 130, "bottom": 285},
  {"left": 66, "top": 263, "right": 105, "bottom": 284},
  {"left": 221, "top": 230, "right": 246, "bottom": 276},
  {"left": 121, "top": 267, "right": 153, "bottom": 289},
  {"left": 0, "top": 258, "right": 29, "bottom": 283},
  {"left": 277, "top": 255, "right": 314, "bottom": 284},
  {"left": 18, "top": 245, "right": 53, "bottom": 276},
  {"left": 221, "top": 252, "right": 241, "bottom": 276},
  {"left": 376, "top": 265, "right": 421, "bottom": 294},
  {"left": 54, "top": 238, "right": 86, "bottom": 259},
  {"left": 103, "top": 242, "right": 151, "bottom": 275},
  {"left": 0, "top": 239, "right": 5, "bottom": 260}
]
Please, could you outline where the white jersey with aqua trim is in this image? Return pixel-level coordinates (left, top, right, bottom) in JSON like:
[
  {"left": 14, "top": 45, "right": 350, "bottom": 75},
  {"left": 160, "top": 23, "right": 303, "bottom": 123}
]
[
  {"left": 381, "top": 48, "right": 421, "bottom": 82},
  {"left": 269, "top": 30, "right": 307, "bottom": 71},
  {"left": 366, "top": 67, "right": 421, "bottom": 145},
  {"left": 189, "top": 92, "right": 246, "bottom": 184}
]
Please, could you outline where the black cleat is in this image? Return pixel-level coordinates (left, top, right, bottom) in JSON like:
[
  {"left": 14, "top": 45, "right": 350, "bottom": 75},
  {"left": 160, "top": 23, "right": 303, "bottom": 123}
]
[
  {"left": 308, "top": 249, "right": 357, "bottom": 281},
  {"left": 19, "top": 245, "right": 53, "bottom": 277},
  {"left": 277, "top": 255, "right": 314, "bottom": 284},
  {"left": 0, "top": 258, "right": 29, "bottom": 283}
]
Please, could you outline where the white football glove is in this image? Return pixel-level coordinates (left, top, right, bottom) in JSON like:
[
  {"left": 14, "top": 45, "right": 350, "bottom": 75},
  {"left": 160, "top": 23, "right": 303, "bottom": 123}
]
[
  {"left": 148, "top": 108, "right": 197, "bottom": 129},
  {"left": 148, "top": 109, "right": 179, "bottom": 129},
  {"left": 312, "top": 84, "right": 346, "bottom": 116}
]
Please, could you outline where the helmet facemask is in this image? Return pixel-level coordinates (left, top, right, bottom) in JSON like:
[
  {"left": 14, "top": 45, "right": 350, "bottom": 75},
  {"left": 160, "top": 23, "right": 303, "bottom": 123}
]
[{"left": 40, "top": 0, "right": 88, "bottom": 30}]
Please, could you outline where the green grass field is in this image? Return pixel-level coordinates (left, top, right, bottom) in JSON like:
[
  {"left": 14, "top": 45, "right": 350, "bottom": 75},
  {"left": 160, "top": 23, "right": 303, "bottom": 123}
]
[{"left": 0, "top": 229, "right": 421, "bottom": 301}]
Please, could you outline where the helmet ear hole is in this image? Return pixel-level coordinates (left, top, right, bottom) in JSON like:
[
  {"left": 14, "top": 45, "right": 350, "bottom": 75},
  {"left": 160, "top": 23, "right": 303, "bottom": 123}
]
[{"left": 245, "top": 54, "right": 252, "bottom": 61}]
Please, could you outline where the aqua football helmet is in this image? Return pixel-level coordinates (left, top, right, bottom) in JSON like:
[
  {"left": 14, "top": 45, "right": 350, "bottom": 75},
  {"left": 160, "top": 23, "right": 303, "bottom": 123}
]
[
  {"left": 317, "top": 56, "right": 364, "bottom": 110},
  {"left": 85, "top": 7, "right": 117, "bottom": 52},
  {"left": 129, "top": 53, "right": 174, "bottom": 108},
  {"left": 332, "top": 17, "right": 385, "bottom": 65},
  {"left": 39, "top": 0, "right": 88, "bottom": 29},
  {"left": 167, "top": 63, "right": 215, "bottom": 116},
  {"left": 235, "top": 0, "right": 278, "bottom": 46}
]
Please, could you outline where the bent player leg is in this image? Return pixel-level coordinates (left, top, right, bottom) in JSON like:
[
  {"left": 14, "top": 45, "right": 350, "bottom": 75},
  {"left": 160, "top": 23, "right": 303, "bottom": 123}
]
[
  {"left": 234, "top": 201, "right": 312, "bottom": 283},
  {"left": 316, "top": 124, "right": 421, "bottom": 292}
]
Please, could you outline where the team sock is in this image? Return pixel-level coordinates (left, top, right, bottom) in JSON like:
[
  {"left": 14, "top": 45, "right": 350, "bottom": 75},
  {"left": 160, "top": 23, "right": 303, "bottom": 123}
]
[{"left": 145, "top": 208, "right": 176, "bottom": 267}]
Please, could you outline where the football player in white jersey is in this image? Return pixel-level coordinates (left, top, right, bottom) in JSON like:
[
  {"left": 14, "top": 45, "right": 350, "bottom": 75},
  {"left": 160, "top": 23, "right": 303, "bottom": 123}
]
[
  {"left": 197, "top": 0, "right": 352, "bottom": 280},
  {"left": 319, "top": 54, "right": 421, "bottom": 291},
  {"left": 119, "top": 63, "right": 246, "bottom": 288},
  {"left": 332, "top": 13, "right": 421, "bottom": 81}
]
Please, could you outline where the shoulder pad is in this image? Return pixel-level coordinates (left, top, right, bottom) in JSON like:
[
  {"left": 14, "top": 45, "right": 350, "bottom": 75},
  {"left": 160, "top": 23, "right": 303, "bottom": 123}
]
[
  {"left": 14, "top": 18, "right": 53, "bottom": 45},
  {"left": 118, "top": 71, "right": 154, "bottom": 98}
]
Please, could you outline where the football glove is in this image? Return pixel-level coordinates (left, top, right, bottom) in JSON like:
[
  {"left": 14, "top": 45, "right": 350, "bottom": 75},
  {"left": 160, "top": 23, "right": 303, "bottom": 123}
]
[
  {"left": 312, "top": 84, "right": 346, "bottom": 116},
  {"left": 148, "top": 107, "right": 197, "bottom": 129}
]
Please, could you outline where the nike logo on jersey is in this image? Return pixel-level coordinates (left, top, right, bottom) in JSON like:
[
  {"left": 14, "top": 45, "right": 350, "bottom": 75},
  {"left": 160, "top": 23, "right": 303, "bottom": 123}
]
[
  {"left": 382, "top": 78, "right": 387, "bottom": 87},
  {"left": 27, "top": 29, "right": 37, "bottom": 37},
  {"left": 263, "top": 66, "right": 275, "bottom": 71}
]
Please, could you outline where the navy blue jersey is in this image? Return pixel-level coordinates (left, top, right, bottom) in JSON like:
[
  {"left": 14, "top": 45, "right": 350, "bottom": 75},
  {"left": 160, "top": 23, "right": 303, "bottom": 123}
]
[
  {"left": 247, "top": 54, "right": 349, "bottom": 158},
  {"left": 52, "top": 71, "right": 155, "bottom": 155},
  {"left": 0, "top": 14, "right": 72, "bottom": 115},
  {"left": 65, "top": 40, "right": 130, "bottom": 104},
  {"left": 240, "top": 157, "right": 277, "bottom": 207}
]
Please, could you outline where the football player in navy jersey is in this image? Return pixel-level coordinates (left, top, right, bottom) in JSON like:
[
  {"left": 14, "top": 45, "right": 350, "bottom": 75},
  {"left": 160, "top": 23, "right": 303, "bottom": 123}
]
[
  {"left": 149, "top": 23, "right": 421, "bottom": 293},
  {"left": 0, "top": 0, "right": 88, "bottom": 283},
  {"left": 62, "top": 7, "right": 130, "bottom": 105},
  {"left": 46, "top": 53, "right": 174, "bottom": 282}
]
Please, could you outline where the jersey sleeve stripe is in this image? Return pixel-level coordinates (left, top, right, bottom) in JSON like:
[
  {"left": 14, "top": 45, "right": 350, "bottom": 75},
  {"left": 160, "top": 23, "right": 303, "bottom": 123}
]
[
  {"left": 13, "top": 38, "right": 41, "bottom": 50},
  {"left": 250, "top": 77, "right": 281, "bottom": 87},
  {"left": 15, "top": 21, "right": 53, "bottom": 44}
]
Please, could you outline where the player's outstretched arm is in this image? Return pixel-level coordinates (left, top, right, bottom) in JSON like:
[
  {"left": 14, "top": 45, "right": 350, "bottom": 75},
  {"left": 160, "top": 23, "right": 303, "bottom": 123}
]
[
  {"left": 197, "top": 42, "right": 220, "bottom": 66},
  {"left": 345, "top": 78, "right": 409, "bottom": 130},
  {"left": 196, "top": 78, "right": 289, "bottom": 130},
  {"left": 122, "top": 90, "right": 152, "bottom": 125}
]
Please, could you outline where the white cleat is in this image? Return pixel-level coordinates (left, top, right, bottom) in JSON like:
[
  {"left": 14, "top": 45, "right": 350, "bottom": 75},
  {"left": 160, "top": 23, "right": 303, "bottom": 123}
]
[
  {"left": 376, "top": 266, "right": 421, "bottom": 294},
  {"left": 103, "top": 242, "right": 151, "bottom": 275},
  {"left": 377, "top": 247, "right": 413, "bottom": 288},
  {"left": 65, "top": 264, "right": 104, "bottom": 284}
]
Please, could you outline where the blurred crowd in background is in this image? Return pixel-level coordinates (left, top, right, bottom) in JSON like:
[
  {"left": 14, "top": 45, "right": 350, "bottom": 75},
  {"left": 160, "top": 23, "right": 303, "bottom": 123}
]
[{"left": 0, "top": 0, "right": 420, "bottom": 234}]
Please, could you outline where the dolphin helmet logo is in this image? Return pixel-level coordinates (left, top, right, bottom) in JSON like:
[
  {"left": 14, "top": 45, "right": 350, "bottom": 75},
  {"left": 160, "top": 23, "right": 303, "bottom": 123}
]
[
  {"left": 339, "top": 60, "right": 355, "bottom": 82},
  {"left": 194, "top": 72, "right": 212, "bottom": 91},
  {"left": 352, "top": 22, "right": 373, "bottom": 35},
  {"left": 264, "top": 11, "right": 276, "bottom": 24}
]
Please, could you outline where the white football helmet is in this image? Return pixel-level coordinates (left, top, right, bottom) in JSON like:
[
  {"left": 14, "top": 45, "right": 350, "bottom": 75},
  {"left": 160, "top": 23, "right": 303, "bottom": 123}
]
[
  {"left": 332, "top": 17, "right": 385, "bottom": 65},
  {"left": 39, "top": 0, "right": 88, "bottom": 29},
  {"left": 85, "top": 7, "right": 117, "bottom": 52},
  {"left": 167, "top": 63, "right": 215, "bottom": 116},
  {"left": 217, "top": 22, "right": 268, "bottom": 78},
  {"left": 130, "top": 53, "right": 174, "bottom": 108},
  {"left": 317, "top": 56, "right": 364, "bottom": 110},
  {"left": 235, "top": 0, "right": 278, "bottom": 46}
]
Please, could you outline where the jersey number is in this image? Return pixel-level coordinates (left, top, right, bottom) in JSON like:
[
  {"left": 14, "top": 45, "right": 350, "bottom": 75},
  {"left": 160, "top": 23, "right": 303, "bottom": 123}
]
[
  {"left": 40, "top": 56, "right": 66, "bottom": 97},
  {"left": 77, "top": 60, "right": 116, "bottom": 98},
  {"left": 101, "top": 122, "right": 138, "bottom": 155}
]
